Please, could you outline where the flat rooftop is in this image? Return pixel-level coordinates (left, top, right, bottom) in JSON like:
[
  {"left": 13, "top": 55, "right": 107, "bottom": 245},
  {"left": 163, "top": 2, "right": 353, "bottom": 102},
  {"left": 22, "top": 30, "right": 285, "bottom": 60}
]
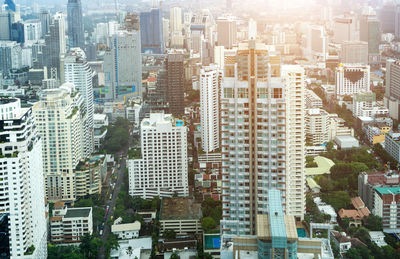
[
  {"left": 64, "top": 207, "right": 91, "bottom": 218},
  {"left": 160, "top": 198, "right": 202, "bottom": 220},
  {"left": 375, "top": 186, "right": 400, "bottom": 195}
]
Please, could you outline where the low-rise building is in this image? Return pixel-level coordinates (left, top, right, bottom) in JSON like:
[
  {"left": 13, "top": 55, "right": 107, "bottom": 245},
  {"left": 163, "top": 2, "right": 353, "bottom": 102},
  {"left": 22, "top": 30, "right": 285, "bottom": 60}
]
[
  {"left": 338, "top": 197, "right": 370, "bottom": 228},
  {"left": 110, "top": 237, "right": 152, "bottom": 259},
  {"left": 50, "top": 206, "right": 93, "bottom": 243},
  {"left": 366, "top": 124, "right": 391, "bottom": 144},
  {"left": 331, "top": 231, "right": 352, "bottom": 255},
  {"left": 334, "top": 135, "right": 360, "bottom": 149},
  {"left": 369, "top": 231, "right": 388, "bottom": 247},
  {"left": 160, "top": 197, "right": 202, "bottom": 235},
  {"left": 353, "top": 92, "right": 388, "bottom": 118},
  {"left": 111, "top": 221, "right": 141, "bottom": 240}
]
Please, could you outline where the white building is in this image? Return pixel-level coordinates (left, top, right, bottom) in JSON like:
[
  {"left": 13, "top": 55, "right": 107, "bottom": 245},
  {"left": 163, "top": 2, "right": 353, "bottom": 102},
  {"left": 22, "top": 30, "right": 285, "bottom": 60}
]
[
  {"left": 24, "top": 19, "right": 42, "bottom": 43},
  {"left": 0, "top": 98, "right": 47, "bottom": 258},
  {"left": 64, "top": 48, "right": 94, "bottom": 156},
  {"left": 353, "top": 92, "right": 388, "bottom": 118},
  {"left": 128, "top": 113, "right": 189, "bottom": 199},
  {"left": 170, "top": 7, "right": 182, "bottom": 34},
  {"left": 248, "top": 18, "right": 257, "bottom": 40},
  {"left": 305, "top": 89, "right": 323, "bottom": 108},
  {"left": 200, "top": 64, "right": 222, "bottom": 153},
  {"left": 306, "top": 108, "right": 330, "bottom": 145},
  {"left": 111, "top": 221, "right": 141, "bottom": 240},
  {"left": 336, "top": 64, "right": 370, "bottom": 97},
  {"left": 50, "top": 204, "right": 93, "bottom": 243},
  {"left": 220, "top": 41, "right": 305, "bottom": 237},
  {"left": 93, "top": 113, "right": 108, "bottom": 150},
  {"left": 33, "top": 83, "right": 86, "bottom": 202}
]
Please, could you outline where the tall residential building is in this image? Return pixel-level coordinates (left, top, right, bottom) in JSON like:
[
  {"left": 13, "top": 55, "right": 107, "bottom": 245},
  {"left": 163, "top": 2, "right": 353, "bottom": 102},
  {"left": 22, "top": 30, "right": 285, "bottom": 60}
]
[
  {"left": 220, "top": 41, "right": 305, "bottom": 237},
  {"left": 39, "top": 9, "right": 50, "bottom": 37},
  {"left": 167, "top": 53, "right": 185, "bottom": 116},
  {"left": 104, "top": 30, "right": 142, "bottom": 100},
  {"left": 67, "top": 0, "right": 84, "bottom": 49},
  {"left": 217, "top": 17, "right": 237, "bottom": 48},
  {"left": 385, "top": 59, "right": 400, "bottom": 121},
  {"left": 360, "top": 15, "right": 381, "bottom": 65},
  {"left": 140, "top": 8, "right": 164, "bottom": 54},
  {"left": 43, "top": 13, "right": 66, "bottom": 80},
  {"left": 64, "top": 48, "right": 94, "bottom": 156},
  {"left": 170, "top": 7, "right": 182, "bottom": 34},
  {"left": 248, "top": 18, "right": 257, "bottom": 40},
  {"left": 0, "top": 41, "right": 22, "bottom": 76},
  {"left": 200, "top": 64, "right": 223, "bottom": 153},
  {"left": 379, "top": 3, "right": 395, "bottom": 33},
  {"left": 128, "top": 113, "right": 189, "bottom": 199},
  {"left": 306, "top": 108, "right": 330, "bottom": 145},
  {"left": 396, "top": 5, "right": 400, "bottom": 38},
  {"left": 0, "top": 12, "right": 13, "bottom": 40},
  {"left": 335, "top": 64, "right": 370, "bottom": 97},
  {"left": 33, "top": 83, "right": 85, "bottom": 202},
  {"left": 10, "top": 21, "right": 24, "bottom": 43},
  {"left": 24, "top": 19, "right": 42, "bottom": 43},
  {"left": 0, "top": 98, "right": 47, "bottom": 258},
  {"left": 333, "top": 16, "right": 358, "bottom": 43},
  {"left": 340, "top": 41, "right": 368, "bottom": 64}
]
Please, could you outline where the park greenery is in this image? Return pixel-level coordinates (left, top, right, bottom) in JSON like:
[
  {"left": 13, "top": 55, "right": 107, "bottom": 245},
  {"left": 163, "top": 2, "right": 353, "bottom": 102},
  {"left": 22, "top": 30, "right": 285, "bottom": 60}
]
[
  {"left": 48, "top": 234, "right": 103, "bottom": 259},
  {"left": 305, "top": 156, "right": 318, "bottom": 168},
  {"left": 104, "top": 117, "right": 130, "bottom": 154},
  {"left": 316, "top": 146, "right": 383, "bottom": 197},
  {"left": 200, "top": 198, "right": 222, "bottom": 233}
]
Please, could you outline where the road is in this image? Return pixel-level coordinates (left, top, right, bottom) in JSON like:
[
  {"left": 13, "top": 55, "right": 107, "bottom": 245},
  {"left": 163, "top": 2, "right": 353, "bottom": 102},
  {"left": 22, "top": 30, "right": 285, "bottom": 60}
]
[{"left": 98, "top": 157, "right": 127, "bottom": 259}]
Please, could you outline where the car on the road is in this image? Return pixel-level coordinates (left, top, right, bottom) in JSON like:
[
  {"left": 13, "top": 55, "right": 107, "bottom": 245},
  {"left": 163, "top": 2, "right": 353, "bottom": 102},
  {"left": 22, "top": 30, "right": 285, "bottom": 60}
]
[
  {"left": 109, "top": 194, "right": 113, "bottom": 200},
  {"left": 100, "top": 230, "right": 103, "bottom": 236}
]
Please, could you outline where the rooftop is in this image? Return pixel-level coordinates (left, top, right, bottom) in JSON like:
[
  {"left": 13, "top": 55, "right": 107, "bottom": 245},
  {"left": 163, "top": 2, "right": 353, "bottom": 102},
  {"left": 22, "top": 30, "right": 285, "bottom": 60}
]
[
  {"left": 375, "top": 186, "right": 400, "bottom": 195},
  {"left": 54, "top": 201, "right": 65, "bottom": 209},
  {"left": 64, "top": 207, "right": 91, "bottom": 218},
  {"left": 112, "top": 221, "right": 141, "bottom": 232},
  {"left": 160, "top": 198, "right": 202, "bottom": 220}
]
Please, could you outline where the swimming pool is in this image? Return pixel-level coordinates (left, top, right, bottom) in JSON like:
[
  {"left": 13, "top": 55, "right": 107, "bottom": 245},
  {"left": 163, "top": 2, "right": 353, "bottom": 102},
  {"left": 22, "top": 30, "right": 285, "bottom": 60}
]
[{"left": 297, "top": 228, "right": 307, "bottom": 237}]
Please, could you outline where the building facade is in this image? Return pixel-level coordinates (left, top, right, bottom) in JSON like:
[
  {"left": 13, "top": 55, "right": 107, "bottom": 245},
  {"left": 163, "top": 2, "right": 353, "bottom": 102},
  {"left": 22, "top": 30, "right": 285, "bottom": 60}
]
[
  {"left": 67, "top": 0, "right": 84, "bottom": 49},
  {"left": 220, "top": 41, "right": 305, "bottom": 237},
  {"left": 64, "top": 48, "right": 94, "bottom": 156},
  {"left": 104, "top": 30, "right": 142, "bottom": 100},
  {"left": 140, "top": 8, "right": 164, "bottom": 54},
  {"left": 128, "top": 113, "right": 188, "bottom": 199},
  {"left": 335, "top": 64, "right": 370, "bottom": 97},
  {"left": 33, "top": 83, "right": 86, "bottom": 202},
  {"left": 200, "top": 64, "right": 223, "bottom": 152},
  {"left": 0, "top": 98, "right": 47, "bottom": 258},
  {"left": 167, "top": 53, "right": 185, "bottom": 116}
]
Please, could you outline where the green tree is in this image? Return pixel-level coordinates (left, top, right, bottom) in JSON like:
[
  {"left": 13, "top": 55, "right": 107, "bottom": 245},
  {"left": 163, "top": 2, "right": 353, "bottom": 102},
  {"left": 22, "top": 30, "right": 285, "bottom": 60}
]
[
  {"left": 163, "top": 229, "right": 177, "bottom": 240},
  {"left": 201, "top": 217, "right": 217, "bottom": 232},
  {"left": 170, "top": 252, "right": 180, "bottom": 259},
  {"left": 365, "top": 215, "right": 383, "bottom": 231},
  {"left": 320, "top": 191, "right": 351, "bottom": 211},
  {"left": 105, "top": 233, "right": 120, "bottom": 254}
]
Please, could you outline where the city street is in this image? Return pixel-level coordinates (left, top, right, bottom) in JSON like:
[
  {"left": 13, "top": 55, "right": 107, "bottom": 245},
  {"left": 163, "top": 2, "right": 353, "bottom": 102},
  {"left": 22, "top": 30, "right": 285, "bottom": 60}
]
[{"left": 98, "top": 157, "right": 127, "bottom": 259}]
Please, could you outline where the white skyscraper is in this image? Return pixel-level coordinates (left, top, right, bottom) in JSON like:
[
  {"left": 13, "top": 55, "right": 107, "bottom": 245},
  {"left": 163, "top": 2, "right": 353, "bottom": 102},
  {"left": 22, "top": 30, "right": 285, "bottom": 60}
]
[
  {"left": 336, "top": 64, "right": 370, "bottom": 97},
  {"left": 200, "top": 64, "right": 222, "bottom": 153},
  {"left": 128, "top": 113, "right": 189, "bottom": 199},
  {"left": 170, "top": 7, "right": 182, "bottom": 33},
  {"left": 248, "top": 18, "right": 257, "bottom": 40},
  {"left": 220, "top": 41, "right": 305, "bottom": 237},
  {"left": 64, "top": 48, "right": 94, "bottom": 156},
  {"left": 0, "top": 98, "right": 47, "bottom": 258},
  {"left": 54, "top": 12, "right": 66, "bottom": 55},
  {"left": 33, "top": 83, "right": 86, "bottom": 202},
  {"left": 104, "top": 30, "right": 142, "bottom": 100}
]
